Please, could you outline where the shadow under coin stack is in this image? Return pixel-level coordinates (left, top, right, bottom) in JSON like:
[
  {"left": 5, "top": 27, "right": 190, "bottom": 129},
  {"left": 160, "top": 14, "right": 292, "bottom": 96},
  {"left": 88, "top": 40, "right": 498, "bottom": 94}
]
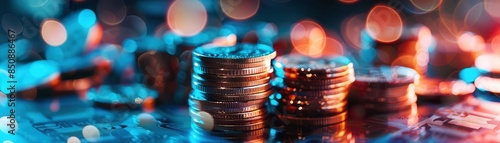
[
  {"left": 270, "top": 55, "right": 354, "bottom": 126},
  {"left": 188, "top": 43, "right": 276, "bottom": 142},
  {"left": 349, "top": 66, "right": 418, "bottom": 113}
]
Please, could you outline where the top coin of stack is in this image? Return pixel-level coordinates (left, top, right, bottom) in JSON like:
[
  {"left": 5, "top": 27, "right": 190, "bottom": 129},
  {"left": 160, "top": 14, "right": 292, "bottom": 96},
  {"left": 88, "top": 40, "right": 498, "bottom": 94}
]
[
  {"left": 270, "top": 54, "right": 354, "bottom": 126},
  {"left": 349, "top": 66, "right": 418, "bottom": 112},
  {"left": 188, "top": 43, "right": 275, "bottom": 139}
]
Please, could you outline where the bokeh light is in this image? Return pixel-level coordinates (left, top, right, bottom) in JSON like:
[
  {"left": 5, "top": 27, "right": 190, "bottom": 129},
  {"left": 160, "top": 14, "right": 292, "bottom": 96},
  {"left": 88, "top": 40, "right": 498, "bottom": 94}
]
[
  {"left": 78, "top": 9, "right": 97, "bottom": 28},
  {"left": 167, "top": 0, "right": 207, "bottom": 36},
  {"left": 67, "top": 136, "right": 81, "bottom": 143},
  {"left": 41, "top": 19, "right": 67, "bottom": 46},
  {"left": 321, "top": 37, "right": 345, "bottom": 56},
  {"left": 366, "top": 5, "right": 403, "bottom": 43},
  {"left": 475, "top": 54, "right": 500, "bottom": 72},
  {"left": 85, "top": 24, "right": 103, "bottom": 51},
  {"left": 410, "top": 0, "right": 442, "bottom": 13},
  {"left": 457, "top": 32, "right": 485, "bottom": 52},
  {"left": 220, "top": 0, "right": 260, "bottom": 20},
  {"left": 338, "top": 0, "right": 358, "bottom": 4},
  {"left": 82, "top": 125, "right": 100, "bottom": 142},
  {"left": 342, "top": 14, "right": 366, "bottom": 50},
  {"left": 491, "top": 35, "right": 500, "bottom": 54},
  {"left": 290, "top": 20, "right": 326, "bottom": 57},
  {"left": 0, "top": 116, "right": 17, "bottom": 134},
  {"left": 484, "top": 0, "right": 500, "bottom": 21},
  {"left": 97, "top": 0, "right": 127, "bottom": 25}
]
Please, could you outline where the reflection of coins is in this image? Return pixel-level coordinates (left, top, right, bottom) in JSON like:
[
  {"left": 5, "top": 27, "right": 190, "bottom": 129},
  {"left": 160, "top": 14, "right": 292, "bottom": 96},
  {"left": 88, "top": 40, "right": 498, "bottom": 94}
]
[
  {"left": 274, "top": 100, "right": 347, "bottom": 117},
  {"left": 279, "top": 111, "right": 347, "bottom": 126}
]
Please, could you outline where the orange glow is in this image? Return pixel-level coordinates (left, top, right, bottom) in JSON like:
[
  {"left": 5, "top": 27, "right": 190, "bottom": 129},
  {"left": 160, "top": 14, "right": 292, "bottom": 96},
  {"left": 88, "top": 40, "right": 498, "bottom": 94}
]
[
  {"left": 20, "top": 88, "right": 37, "bottom": 101},
  {"left": 220, "top": 0, "right": 260, "bottom": 20},
  {"left": 338, "top": 0, "right": 358, "bottom": 4},
  {"left": 366, "top": 5, "right": 403, "bottom": 43},
  {"left": 491, "top": 35, "right": 500, "bottom": 55},
  {"left": 417, "top": 26, "right": 433, "bottom": 51},
  {"left": 211, "top": 34, "right": 237, "bottom": 46},
  {"left": 143, "top": 97, "right": 155, "bottom": 113},
  {"left": 410, "top": 0, "right": 442, "bottom": 13},
  {"left": 41, "top": 19, "right": 67, "bottom": 46},
  {"left": 475, "top": 54, "right": 500, "bottom": 72},
  {"left": 290, "top": 20, "right": 326, "bottom": 57},
  {"left": 85, "top": 24, "right": 103, "bottom": 52},
  {"left": 457, "top": 32, "right": 485, "bottom": 52},
  {"left": 341, "top": 14, "right": 366, "bottom": 50},
  {"left": 392, "top": 55, "right": 416, "bottom": 69},
  {"left": 321, "top": 37, "right": 344, "bottom": 56},
  {"left": 167, "top": 0, "right": 207, "bottom": 36},
  {"left": 415, "top": 26, "right": 432, "bottom": 75}
]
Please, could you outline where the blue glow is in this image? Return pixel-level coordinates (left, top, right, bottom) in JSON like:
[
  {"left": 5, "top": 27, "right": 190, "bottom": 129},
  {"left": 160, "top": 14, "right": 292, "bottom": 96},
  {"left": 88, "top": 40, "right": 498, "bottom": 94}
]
[
  {"left": 100, "top": 44, "right": 120, "bottom": 61},
  {"left": 78, "top": 9, "right": 97, "bottom": 28},
  {"left": 459, "top": 67, "right": 482, "bottom": 83},
  {"left": 360, "top": 48, "right": 376, "bottom": 63},
  {"left": 271, "top": 100, "right": 279, "bottom": 106},
  {"left": 14, "top": 0, "right": 63, "bottom": 19},
  {"left": 45, "top": 46, "right": 64, "bottom": 62},
  {"left": 276, "top": 93, "right": 282, "bottom": 99},
  {"left": 123, "top": 39, "right": 138, "bottom": 53}
]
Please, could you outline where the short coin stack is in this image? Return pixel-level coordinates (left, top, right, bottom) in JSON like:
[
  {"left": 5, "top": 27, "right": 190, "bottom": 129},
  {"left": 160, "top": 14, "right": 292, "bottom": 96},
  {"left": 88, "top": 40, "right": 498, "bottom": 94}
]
[
  {"left": 188, "top": 43, "right": 276, "bottom": 141},
  {"left": 270, "top": 54, "right": 354, "bottom": 126},
  {"left": 349, "top": 66, "right": 418, "bottom": 112}
]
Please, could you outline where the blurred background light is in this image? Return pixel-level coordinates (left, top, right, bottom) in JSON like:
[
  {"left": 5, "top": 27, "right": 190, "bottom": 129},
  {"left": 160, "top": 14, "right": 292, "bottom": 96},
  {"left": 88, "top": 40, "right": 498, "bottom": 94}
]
[{"left": 167, "top": 0, "right": 207, "bottom": 36}]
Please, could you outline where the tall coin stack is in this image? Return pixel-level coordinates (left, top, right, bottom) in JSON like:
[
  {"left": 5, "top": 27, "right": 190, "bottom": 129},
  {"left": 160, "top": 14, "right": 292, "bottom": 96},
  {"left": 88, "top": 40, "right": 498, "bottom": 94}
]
[
  {"left": 349, "top": 66, "right": 418, "bottom": 112},
  {"left": 188, "top": 43, "right": 276, "bottom": 141},
  {"left": 270, "top": 54, "right": 354, "bottom": 126}
]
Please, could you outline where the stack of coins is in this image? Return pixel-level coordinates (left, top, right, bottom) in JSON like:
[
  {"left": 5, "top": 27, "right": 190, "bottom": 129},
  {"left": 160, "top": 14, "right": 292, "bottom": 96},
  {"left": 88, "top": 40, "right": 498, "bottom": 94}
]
[
  {"left": 349, "top": 66, "right": 418, "bottom": 112},
  {"left": 270, "top": 54, "right": 354, "bottom": 126},
  {"left": 188, "top": 43, "right": 276, "bottom": 141}
]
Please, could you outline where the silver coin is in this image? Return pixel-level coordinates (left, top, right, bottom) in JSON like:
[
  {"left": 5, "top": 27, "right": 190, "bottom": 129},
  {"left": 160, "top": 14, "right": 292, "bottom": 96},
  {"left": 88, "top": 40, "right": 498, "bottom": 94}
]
[{"left": 192, "top": 43, "right": 276, "bottom": 63}]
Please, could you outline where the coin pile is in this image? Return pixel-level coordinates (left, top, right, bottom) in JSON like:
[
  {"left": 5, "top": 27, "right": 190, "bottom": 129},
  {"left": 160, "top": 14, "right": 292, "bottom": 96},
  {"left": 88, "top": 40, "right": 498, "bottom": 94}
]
[
  {"left": 270, "top": 54, "right": 354, "bottom": 126},
  {"left": 188, "top": 43, "right": 276, "bottom": 140},
  {"left": 349, "top": 66, "right": 418, "bottom": 112}
]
